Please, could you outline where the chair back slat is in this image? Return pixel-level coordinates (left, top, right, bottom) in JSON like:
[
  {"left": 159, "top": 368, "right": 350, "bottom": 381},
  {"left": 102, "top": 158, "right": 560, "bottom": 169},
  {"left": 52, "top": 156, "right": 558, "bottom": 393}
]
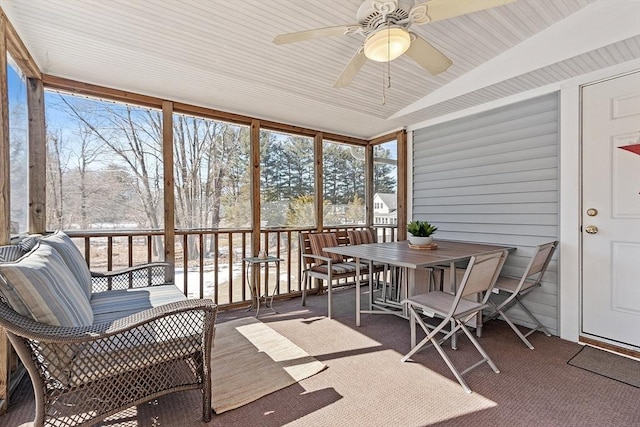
[
  {"left": 299, "top": 232, "right": 312, "bottom": 255},
  {"left": 461, "top": 251, "right": 507, "bottom": 298},
  {"left": 525, "top": 241, "right": 558, "bottom": 282},
  {"left": 347, "top": 229, "right": 376, "bottom": 245},
  {"left": 334, "top": 230, "right": 350, "bottom": 246}
]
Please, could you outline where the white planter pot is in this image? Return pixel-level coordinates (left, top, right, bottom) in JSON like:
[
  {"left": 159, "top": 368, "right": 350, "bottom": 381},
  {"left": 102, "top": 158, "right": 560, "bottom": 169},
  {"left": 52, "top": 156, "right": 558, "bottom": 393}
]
[{"left": 409, "top": 235, "right": 433, "bottom": 246}]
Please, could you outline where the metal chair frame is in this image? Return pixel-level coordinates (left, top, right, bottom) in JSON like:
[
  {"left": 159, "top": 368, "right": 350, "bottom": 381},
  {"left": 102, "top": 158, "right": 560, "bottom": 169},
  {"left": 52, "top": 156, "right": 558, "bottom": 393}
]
[
  {"left": 401, "top": 250, "right": 508, "bottom": 393},
  {"left": 484, "top": 241, "right": 558, "bottom": 349}
]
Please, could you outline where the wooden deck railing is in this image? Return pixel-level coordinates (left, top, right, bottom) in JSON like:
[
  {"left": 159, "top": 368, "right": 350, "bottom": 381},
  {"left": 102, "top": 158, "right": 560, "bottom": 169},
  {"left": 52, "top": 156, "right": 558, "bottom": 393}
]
[{"left": 66, "top": 225, "right": 397, "bottom": 308}]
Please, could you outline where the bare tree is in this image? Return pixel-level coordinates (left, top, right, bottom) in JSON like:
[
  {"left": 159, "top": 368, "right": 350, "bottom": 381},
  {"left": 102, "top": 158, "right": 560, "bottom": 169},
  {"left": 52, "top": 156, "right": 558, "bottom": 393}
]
[
  {"left": 45, "top": 131, "right": 70, "bottom": 229},
  {"left": 51, "top": 95, "right": 164, "bottom": 254},
  {"left": 173, "top": 115, "right": 250, "bottom": 258}
]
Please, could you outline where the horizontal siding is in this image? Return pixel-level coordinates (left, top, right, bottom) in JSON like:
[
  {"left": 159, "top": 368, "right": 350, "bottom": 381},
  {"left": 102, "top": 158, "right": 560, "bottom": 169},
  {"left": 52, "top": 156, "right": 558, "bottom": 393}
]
[
  {"left": 413, "top": 121, "right": 559, "bottom": 162},
  {"left": 415, "top": 156, "right": 559, "bottom": 181},
  {"left": 412, "top": 93, "right": 560, "bottom": 335},
  {"left": 414, "top": 145, "right": 558, "bottom": 174},
  {"left": 415, "top": 168, "right": 558, "bottom": 191},
  {"left": 423, "top": 203, "right": 558, "bottom": 214},
  {"left": 414, "top": 191, "right": 558, "bottom": 206}
]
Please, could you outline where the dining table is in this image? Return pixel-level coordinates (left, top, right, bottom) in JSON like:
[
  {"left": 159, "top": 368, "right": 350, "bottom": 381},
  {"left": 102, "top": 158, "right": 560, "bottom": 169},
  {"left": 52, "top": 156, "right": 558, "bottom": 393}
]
[{"left": 323, "top": 239, "right": 515, "bottom": 327}]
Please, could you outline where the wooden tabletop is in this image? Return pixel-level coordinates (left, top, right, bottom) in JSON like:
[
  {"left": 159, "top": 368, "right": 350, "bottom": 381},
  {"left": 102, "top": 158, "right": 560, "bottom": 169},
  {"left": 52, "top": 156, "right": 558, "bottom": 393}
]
[{"left": 324, "top": 239, "right": 513, "bottom": 268}]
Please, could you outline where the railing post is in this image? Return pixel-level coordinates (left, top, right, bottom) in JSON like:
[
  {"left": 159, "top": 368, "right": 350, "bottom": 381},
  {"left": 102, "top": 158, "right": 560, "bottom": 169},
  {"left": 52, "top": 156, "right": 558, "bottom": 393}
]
[
  {"left": 397, "top": 130, "right": 408, "bottom": 241},
  {"left": 365, "top": 144, "right": 374, "bottom": 227},
  {"left": 314, "top": 132, "right": 324, "bottom": 232},
  {"left": 162, "top": 101, "right": 175, "bottom": 283},
  {"left": 250, "top": 120, "right": 261, "bottom": 299}
]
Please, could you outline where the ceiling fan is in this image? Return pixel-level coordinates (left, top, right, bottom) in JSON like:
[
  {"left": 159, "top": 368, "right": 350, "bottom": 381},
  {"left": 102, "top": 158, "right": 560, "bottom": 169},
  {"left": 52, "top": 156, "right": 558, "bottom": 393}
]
[{"left": 273, "top": 0, "right": 515, "bottom": 88}]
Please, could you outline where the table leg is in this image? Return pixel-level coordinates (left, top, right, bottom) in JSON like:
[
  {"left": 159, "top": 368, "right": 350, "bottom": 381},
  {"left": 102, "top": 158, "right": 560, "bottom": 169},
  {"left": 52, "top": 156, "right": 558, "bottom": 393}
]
[
  {"left": 450, "top": 261, "right": 457, "bottom": 349},
  {"left": 368, "top": 260, "right": 373, "bottom": 311},
  {"left": 260, "top": 273, "right": 279, "bottom": 315},
  {"left": 245, "top": 262, "right": 262, "bottom": 317},
  {"left": 245, "top": 262, "right": 255, "bottom": 313},
  {"left": 356, "top": 256, "right": 361, "bottom": 327}
]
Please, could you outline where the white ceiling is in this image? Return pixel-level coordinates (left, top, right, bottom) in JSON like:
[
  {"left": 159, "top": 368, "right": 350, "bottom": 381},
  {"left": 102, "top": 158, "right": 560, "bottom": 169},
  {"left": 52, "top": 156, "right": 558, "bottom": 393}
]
[{"left": 1, "top": 0, "right": 639, "bottom": 140}]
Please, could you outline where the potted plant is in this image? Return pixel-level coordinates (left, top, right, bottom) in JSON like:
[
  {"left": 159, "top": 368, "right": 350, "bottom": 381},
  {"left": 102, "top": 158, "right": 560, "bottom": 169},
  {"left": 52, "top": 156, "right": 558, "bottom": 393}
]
[{"left": 407, "top": 220, "right": 438, "bottom": 245}]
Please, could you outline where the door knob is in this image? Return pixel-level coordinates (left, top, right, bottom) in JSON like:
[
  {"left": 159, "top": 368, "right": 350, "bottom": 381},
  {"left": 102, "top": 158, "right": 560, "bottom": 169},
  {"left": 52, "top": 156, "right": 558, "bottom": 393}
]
[
  {"left": 585, "top": 225, "right": 598, "bottom": 234},
  {"left": 586, "top": 208, "right": 598, "bottom": 217}
]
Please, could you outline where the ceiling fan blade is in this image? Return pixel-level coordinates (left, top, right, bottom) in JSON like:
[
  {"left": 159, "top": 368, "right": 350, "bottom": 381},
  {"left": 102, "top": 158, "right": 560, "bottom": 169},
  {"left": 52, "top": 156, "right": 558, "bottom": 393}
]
[
  {"left": 334, "top": 48, "right": 367, "bottom": 88},
  {"left": 404, "top": 34, "right": 452, "bottom": 75},
  {"left": 411, "top": 0, "right": 515, "bottom": 24},
  {"left": 273, "top": 25, "right": 360, "bottom": 45}
]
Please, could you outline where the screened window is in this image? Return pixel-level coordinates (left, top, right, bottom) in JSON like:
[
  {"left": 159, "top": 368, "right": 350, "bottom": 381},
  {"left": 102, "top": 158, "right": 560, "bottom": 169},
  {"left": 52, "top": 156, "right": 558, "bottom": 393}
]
[
  {"left": 373, "top": 140, "right": 398, "bottom": 226},
  {"left": 323, "top": 141, "right": 365, "bottom": 226},
  {"left": 7, "top": 56, "right": 28, "bottom": 234},
  {"left": 44, "top": 92, "right": 164, "bottom": 231},
  {"left": 173, "top": 113, "right": 250, "bottom": 230},
  {"left": 260, "top": 130, "right": 314, "bottom": 228}
]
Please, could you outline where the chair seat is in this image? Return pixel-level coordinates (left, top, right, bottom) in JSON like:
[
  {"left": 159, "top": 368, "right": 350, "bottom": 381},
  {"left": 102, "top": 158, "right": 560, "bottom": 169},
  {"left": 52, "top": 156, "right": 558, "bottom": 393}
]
[
  {"left": 309, "top": 261, "right": 368, "bottom": 276},
  {"left": 493, "top": 275, "right": 538, "bottom": 294},
  {"left": 405, "top": 291, "right": 486, "bottom": 319},
  {"left": 91, "top": 284, "right": 187, "bottom": 324}
]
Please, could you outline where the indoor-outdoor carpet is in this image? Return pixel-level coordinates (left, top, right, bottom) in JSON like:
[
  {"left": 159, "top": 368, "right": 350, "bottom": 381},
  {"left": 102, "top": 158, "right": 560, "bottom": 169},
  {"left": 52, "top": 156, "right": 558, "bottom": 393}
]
[
  {"left": 568, "top": 345, "right": 640, "bottom": 388},
  {"left": 211, "top": 316, "right": 327, "bottom": 413}
]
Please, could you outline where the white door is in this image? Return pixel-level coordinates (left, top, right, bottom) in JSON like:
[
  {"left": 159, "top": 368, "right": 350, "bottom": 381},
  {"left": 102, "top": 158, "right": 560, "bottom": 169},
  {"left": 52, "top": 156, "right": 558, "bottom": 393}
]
[{"left": 582, "top": 71, "right": 640, "bottom": 350}]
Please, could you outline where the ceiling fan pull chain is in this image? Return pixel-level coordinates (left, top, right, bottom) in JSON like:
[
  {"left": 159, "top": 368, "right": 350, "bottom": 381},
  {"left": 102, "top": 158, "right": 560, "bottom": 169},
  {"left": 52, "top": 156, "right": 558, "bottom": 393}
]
[{"left": 382, "top": 65, "right": 386, "bottom": 105}]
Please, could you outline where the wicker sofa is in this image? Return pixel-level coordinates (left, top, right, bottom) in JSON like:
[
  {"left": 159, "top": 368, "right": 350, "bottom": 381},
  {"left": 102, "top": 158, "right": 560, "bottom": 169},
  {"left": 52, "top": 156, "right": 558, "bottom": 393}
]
[{"left": 0, "top": 231, "right": 217, "bottom": 426}]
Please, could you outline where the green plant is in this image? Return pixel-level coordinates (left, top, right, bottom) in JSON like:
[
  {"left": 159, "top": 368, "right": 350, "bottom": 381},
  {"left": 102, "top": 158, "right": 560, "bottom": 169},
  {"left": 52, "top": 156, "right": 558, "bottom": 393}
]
[{"left": 407, "top": 220, "right": 438, "bottom": 237}]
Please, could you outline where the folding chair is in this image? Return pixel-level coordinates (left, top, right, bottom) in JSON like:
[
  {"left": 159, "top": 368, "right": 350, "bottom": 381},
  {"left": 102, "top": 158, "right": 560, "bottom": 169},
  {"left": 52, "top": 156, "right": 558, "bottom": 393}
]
[
  {"left": 484, "top": 241, "right": 558, "bottom": 349},
  {"left": 401, "top": 250, "right": 508, "bottom": 394}
]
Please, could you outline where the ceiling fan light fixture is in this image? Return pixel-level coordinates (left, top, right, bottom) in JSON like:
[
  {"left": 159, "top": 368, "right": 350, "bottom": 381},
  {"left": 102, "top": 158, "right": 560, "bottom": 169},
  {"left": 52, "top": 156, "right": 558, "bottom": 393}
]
[{"left": 364, "top": 27, "right": 410, "bottom": 62}]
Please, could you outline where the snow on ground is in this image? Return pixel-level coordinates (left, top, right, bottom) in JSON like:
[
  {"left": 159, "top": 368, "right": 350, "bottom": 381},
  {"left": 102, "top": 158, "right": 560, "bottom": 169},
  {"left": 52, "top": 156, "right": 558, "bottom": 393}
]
[{"left": 174, "top": 264, "right": 293, "bottom": 302}]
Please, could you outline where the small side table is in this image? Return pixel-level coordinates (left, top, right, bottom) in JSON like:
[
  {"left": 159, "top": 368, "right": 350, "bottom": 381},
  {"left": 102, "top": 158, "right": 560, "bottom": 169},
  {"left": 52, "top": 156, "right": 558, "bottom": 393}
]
[{"left": 243, "top": 256, "right": 282, "bottom": 317}]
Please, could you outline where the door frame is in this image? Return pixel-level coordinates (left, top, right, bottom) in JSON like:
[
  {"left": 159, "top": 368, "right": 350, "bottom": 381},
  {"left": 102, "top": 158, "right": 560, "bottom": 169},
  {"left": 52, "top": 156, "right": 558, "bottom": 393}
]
[
  {"left": 577, "top": 69, "right": 640, "bottom": 356},
  {"left": 557, "top": 61, "right": 640, "bottom": 347}
]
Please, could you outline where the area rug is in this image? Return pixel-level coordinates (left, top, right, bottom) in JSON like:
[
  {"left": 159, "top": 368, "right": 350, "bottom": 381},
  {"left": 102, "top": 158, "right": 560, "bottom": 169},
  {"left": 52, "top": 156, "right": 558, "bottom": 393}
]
[
  {"left": 211, "top": 317, "right": 327, "bottom": 413},
  {"left": 568, "top": 346, "right": 640, "bottom": 388}
]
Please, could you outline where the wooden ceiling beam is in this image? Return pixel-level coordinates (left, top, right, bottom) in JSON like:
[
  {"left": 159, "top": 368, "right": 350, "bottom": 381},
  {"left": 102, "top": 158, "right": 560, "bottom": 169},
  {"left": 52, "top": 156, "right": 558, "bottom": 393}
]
[
  {"left": 368, "top": 130, "right": 401, "bottom": 145},
  {"left": 43, "top": 75, "right": 163, "bottom": 109},
  {"left": 42, "top": 75, "right": 369, "bottom": 146},
  {"left": 0, "top": 9, "right": 40, "bottom": 79}
]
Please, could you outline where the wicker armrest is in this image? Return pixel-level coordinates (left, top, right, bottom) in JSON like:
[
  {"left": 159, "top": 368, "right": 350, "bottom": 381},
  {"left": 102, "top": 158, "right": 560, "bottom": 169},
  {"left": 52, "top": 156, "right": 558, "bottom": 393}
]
[
  {"left": 90, "top": 262, "right": 170, "bottom": 292},
  {"left": 0, "top": 298, "right": 215, "bottom": 343}
]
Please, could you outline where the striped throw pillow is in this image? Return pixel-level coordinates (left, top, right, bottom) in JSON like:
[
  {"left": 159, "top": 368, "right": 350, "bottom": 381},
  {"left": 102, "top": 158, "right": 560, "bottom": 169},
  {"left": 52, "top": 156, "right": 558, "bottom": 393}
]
[
  {"left": 309, "top": 233, "right": 343, "bottom": 265},
  {"left": 347, "top": 229, "right": 375, "bottom": 245},
  {"left": 17, "top": 236, "right": 39, "bottom": 252},
  {"left": 0, "top": 243, "right": 94, "bottom": 327},
  {"left": 0, "top": 245, "right": 26, "bottom": 262},
  {"left": 41, "top": 231, "right": 92, "bottom": 299}
]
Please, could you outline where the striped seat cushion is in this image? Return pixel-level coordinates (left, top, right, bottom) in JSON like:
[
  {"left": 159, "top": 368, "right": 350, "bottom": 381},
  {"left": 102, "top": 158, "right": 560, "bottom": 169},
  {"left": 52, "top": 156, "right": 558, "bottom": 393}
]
[
  {"left": 0, "top": 243, "right": 94, "bottom": 327},
  {"left": 40, "top": 231, "right": 92, "bottom": 300},
  {"left": 310, "top": 261, "right": 368, "bottom": 275},
  {"left": 91, "top": 284, "right": 187, "bottom": 324},
  {"left": 0, "top": 245, "right": 25, "bottom": 262},
  {"left": 347, "top": 229, "right": 375, "bottom": 245},
  {"left": 309, "top": 233, "right": 343, "bottom": 264}
]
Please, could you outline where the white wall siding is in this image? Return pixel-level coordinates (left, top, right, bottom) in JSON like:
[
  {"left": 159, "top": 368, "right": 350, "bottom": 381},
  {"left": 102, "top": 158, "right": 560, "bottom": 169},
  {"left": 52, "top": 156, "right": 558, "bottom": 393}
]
[{"left": 412, "top": 93, "right": 560, "bottom": 335}]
